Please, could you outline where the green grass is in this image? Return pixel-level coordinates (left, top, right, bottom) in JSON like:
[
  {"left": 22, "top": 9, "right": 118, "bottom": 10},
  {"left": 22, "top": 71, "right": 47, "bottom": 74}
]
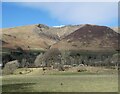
[{"left": 2, "top": 70, "right": 118, "bottom": 92}]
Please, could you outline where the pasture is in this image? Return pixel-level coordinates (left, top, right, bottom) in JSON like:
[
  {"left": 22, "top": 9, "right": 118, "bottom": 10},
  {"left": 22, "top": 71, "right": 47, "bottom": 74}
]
[{"left": 1, "top": 67, "right": 118, "bottom": 92}]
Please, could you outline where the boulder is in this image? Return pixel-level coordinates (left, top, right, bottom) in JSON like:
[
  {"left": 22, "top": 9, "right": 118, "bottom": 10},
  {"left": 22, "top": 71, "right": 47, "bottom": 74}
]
[{"left": 3, "top": 60, "right": 19, "bottom": 74}]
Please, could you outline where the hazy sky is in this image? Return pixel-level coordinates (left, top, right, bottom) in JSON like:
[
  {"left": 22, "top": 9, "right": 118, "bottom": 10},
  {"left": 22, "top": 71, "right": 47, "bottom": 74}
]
[{"left": 2, "top": 2, "right": 118, "bottom": 28}]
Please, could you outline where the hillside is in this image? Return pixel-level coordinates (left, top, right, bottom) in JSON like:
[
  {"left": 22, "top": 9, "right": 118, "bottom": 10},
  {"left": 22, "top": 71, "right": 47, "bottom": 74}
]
[
  {"left": 51, "top": 24, "right": 119, "bottom": 51},
  {"left": 1, "top": 24, "right": 119, "bottom": 52},
  {"left": 33, "top": 24, "right": 82, "bottom": 39},
  {"left": 2, "top": 25, "right": 56, "bottom": 51},
  {"left": 111, "top": 27, "right": 118, "bottom": 33},
  {"left": 1, "top": 24, "right": 83, "bottom": 51},
  {"left": 1, "top": 24, "right": 119, "bottom": 71}
]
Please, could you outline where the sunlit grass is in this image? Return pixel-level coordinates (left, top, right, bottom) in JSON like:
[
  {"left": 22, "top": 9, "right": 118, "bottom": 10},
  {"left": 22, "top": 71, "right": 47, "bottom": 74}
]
[{"left": 2, "top": 67, "right": 118, "bottom": 92}]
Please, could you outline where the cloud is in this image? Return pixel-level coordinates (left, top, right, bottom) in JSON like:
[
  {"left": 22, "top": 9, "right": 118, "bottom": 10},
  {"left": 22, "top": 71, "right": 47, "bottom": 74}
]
[
  {"left": 17, "top": 2, "right": 118, "bottom": 26},
  {"left": 53, "top": 25, "right": 65, "bottom": 28}
]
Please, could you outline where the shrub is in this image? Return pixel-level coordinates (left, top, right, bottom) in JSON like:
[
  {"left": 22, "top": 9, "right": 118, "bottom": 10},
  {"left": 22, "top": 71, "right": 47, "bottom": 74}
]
[
  {"left": 19, "top": 72, "right": 23, "bottom": 74},
  {"left": 77, "top": 65, "right": 87, "bottom": 72},
  {"left": 34, "top": 53, "right": 43, "bottom": 67}
]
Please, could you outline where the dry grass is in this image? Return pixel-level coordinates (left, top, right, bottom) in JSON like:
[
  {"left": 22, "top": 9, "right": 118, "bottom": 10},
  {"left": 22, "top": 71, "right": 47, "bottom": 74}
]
[
  {"left": 2, "top": 67, "right": 118, "bottom": 92},
  {"left": 12, "top": 66, "right": 118, "bottom": 76},
  {"left": 2, "top": 25, "right": 56, "bottom": 50}
]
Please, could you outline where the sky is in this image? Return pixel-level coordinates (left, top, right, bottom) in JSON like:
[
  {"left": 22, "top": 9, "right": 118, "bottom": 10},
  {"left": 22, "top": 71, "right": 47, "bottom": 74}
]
[{"left": 2, "top": 2, "right": 118, "bottom": 28}]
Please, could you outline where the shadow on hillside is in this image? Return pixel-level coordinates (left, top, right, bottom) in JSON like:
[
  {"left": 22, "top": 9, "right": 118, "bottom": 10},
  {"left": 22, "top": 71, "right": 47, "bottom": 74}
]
[{"left": 2, "top": 83, "right": 36, "bottom": 92}]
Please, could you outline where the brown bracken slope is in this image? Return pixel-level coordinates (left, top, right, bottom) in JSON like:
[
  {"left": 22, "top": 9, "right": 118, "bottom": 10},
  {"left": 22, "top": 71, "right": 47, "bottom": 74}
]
[{"left": 51, "top": 24, "right": 119, "bottom": 51}]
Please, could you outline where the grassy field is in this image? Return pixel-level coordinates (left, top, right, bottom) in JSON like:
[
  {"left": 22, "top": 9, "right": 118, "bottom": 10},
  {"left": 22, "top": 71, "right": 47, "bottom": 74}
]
[{"left": 1, "top": 67, "right": 118, "bottom": 92}]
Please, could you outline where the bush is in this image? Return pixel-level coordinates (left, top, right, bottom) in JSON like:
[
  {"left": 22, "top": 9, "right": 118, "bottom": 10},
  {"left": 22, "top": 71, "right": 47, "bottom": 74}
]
[
  {"left": 19, "top": 72, "right": 23, "bottom": 74},
  {"left": 34, "top": 53, "right": 43, "bottom": 67},
  {"left": 77, "top": 65, "right": 87, "bottom": 72}
]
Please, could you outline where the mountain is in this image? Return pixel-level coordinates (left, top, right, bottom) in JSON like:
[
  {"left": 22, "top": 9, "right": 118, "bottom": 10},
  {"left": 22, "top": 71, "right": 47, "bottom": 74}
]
[
  {"left": 111, "top": 27, "right": 119, "bottom": 33},
  {"left": 1, "top": 25, "right": 56, "bottom": 51},
  {"left": 51, "top": 24, "right": 119, "bottom": 52},
  {"left": 1, "top": 24, "right": 119, "bottom": 52},
  {"left": 33, "top": 24, "right": 82, "bottom": 39},
  {"left": 1, "top": 24, "right": 82, "bottom": 51},
  {"left": 1, "top": 24, "right": 119, "bottom": 68}
]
